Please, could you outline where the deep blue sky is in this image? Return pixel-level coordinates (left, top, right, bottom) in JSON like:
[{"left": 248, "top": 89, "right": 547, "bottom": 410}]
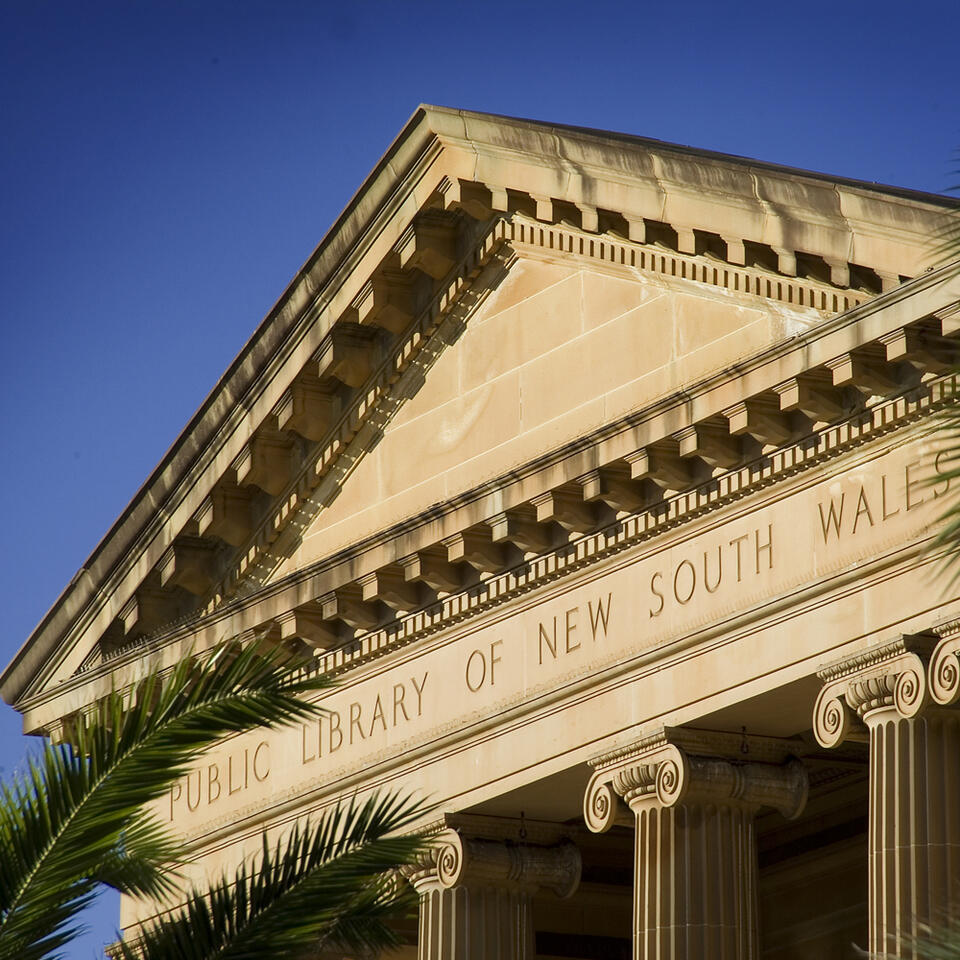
[{"left": 1, "top": 0, "right": 957, "bottom": 954}]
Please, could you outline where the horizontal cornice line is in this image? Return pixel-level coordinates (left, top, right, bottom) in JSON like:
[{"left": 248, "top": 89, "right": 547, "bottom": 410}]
[
  {"left": 42, "top": 377, "right": 951, "bottom": 715},
  {"left": 13, "top": 182, "right": 958, "bottom": 704}
]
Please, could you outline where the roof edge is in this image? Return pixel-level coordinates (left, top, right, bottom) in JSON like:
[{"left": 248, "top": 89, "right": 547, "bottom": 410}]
[
  {"left": 0, "top": 105, "right": 441, "bottom": 705},
  {"left": 5, "top": 105, "right": 957, "bottom": 706},
  {"left": 422, "top": 105, "right": 960, "bottom": 208}
]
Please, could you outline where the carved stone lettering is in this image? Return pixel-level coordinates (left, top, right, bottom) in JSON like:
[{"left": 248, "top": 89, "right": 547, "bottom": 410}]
[
  {"left": 169, "top": 739, "right": 269, "bottom": 820},
  {"left": 816, "top": 456, "right": 946, "bottom": 543},
  {"left": 649, "top": 525, "right": 773, "bottom": 619},
  {"left": 464, "top": 641, "right": 503, "bottom": 693},
  {"left": 537, "top": 593, "right": 613, "bottom": 665},
  {"left": 159, "top": 430, "right": 942, "bottom": 832},
  {"left": 300, "top": 672, "right": 430, "bottom": 764}
]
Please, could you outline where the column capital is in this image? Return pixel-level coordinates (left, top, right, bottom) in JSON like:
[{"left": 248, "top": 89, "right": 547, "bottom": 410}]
[
  {"left": 928, "top": 619, "right": 960, "bottom": 706},
  {"left": 813, "top": 633, "right": 937, "bottom": 746},
  {"left": 822, "top": 632, "right": 960, "bottom": 956},
  {"left": 584, "top": 726, "right": 808, "bottom": 832},
  {"left": 402, "top": 819, "right": 580, "bottom": 899}
]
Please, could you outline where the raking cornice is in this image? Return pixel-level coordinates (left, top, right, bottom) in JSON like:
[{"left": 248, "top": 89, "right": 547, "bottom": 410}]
[{"left": 4, "top": 105, "right": 957, "bottom": 709}]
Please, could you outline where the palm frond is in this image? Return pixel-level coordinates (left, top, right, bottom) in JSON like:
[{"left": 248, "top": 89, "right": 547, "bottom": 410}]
[
  {"left": 931, "top": 154, "right": 960, "bottom": 266},
  {"left": 927, "top": 386, "right": 960, "bottom": 588},
  {"left": 113, "top": 792, "right": 430, "bottom": 960},
  {"left": 0, "top": 639, "right": 331, "bottom": 960}
]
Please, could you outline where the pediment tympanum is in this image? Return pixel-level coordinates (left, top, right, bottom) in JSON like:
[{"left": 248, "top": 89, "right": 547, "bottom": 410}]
[
  {"left": 272, "top": 250, "right": 824, "bottom": 581},
  {"left": 5, "top": 105, "right": 957, "bottom": 731}
]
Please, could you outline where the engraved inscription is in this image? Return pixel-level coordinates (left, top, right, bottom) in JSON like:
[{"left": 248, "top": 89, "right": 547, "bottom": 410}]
[
  {"left": 169, "top": 739, "right": 269, "bottom": 820},
  {"left": 817, "top": 454, "right": 949, "bottom": 543},
  {"left": 300, "top": 672, "right": 429, "bottom": 765},
  {"left": 162, "top": 431, "right": 944, "bottom": 828},
  {"left": 465, "top": 641, "right": 503, "bottom": 692},
  {"left": 537, "top": 593, "right": 612, "bottom": 665},
  {"left": 649, "top": 525, "right": 773, "bottom": 618}
]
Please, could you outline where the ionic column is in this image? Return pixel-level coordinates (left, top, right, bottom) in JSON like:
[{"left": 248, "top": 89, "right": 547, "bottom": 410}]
[
  {"left": 585, "top": 728, "right": 808, "bottom": 960},
  {"left": 813, "top": 633, "right": 960, "bottom": 958},
  {"left": 403, "top": 827, "right": 581, "bottom": 960}
]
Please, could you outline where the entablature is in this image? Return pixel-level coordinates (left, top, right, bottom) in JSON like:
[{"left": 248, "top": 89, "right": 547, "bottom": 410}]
[
  {"left": 58, "top": 250, "right": 960, "bottom": 701},
  {"left": 6, "top": 105, "right": 958, "bottom": 714},
  {"left": 19, "top": 262, "right": 960, "bottom": 736}
]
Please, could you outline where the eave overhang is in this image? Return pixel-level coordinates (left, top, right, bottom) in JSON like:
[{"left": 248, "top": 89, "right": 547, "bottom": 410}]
[{"left": 4, "top": 104, "right": 958, "bottom": 711}]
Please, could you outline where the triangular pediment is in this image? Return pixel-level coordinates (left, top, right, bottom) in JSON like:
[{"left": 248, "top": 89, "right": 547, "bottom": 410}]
[
  {"left": 6, "top": 105, "right": 956, "bottom": 727},
  {"left": 269, "top": 244, "right": 832, "bottom": 585}
]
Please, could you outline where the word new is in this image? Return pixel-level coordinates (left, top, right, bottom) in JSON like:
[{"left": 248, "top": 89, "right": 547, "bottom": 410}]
[{"left": 538, "top": 592, "right": 613, "bottom": 665}]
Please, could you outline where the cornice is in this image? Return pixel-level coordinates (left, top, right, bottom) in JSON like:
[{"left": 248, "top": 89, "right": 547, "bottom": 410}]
[
  {"left": 177, "top": 214, "right": 911, "bottom": 612},
  {"left": 427, "top": 106, "right": 957, "bottom": 274},
  {"left": 21, "top": 362, "right": 955, "bottom": 727},
  {"left": 149, "top": 376, "right": 957, "bottom": 667},
  {"left": 6, "top": 104, "right": 959, "bottom": 707},
  {"left": 76, "top": 258, "right": 960, "bottom": 686},
  {"left": 427, "top": 106, "right": 960, "bottom": 211}
]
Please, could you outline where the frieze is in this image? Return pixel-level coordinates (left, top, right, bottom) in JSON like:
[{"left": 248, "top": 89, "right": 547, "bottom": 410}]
[
  {"left": 66, "top": 275, "right": 959, "bottom": 704},
  {"left": 157, "top": 426, "right": 941, "bottom": 841},
  {"left": 33, "top": 374, "right": 955, "bottom": 741}
]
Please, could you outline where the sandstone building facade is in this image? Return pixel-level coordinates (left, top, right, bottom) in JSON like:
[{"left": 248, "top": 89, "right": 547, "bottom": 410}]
[{"left": 4, "top": 106, "right": 960, "bottom": 958}]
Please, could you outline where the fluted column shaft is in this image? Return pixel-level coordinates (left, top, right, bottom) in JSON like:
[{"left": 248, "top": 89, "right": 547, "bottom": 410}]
[
  {"left": 417, "top": 885, "right": 533, "bottom": 960},
  {"left": 633, "top": 801, "right": 758, "bottom": 960},
  {"left": 864, "top": 708, "right": 960, "bottom": 956},
  {"left": 585, "top": 729, "right": 808, "bottom": 960},
  {"left": 813, "top": 633, "right": 960, "bottom": 958}
]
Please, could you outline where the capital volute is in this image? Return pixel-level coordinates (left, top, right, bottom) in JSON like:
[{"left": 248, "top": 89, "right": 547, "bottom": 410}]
[
  {"left": 611, "top": 743, "right": 689, "bottom": 810},
  {"left": 813, "top": 634, "right": 936, "bottom": 747},
  {"left": 585, "top": 727, "right": 808, "bottom": 830},
  {"left": 402, "top": 827, "right": 580, "bottom": 899},
  {"left": 929, "top": 622, "right": 960, "bottom": 707}
]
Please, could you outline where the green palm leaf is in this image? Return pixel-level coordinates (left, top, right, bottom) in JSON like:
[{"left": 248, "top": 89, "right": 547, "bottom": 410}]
[
  {"left": 0, "top": 639, "right": 332, "bottom": 960},
  {"left": 112, "top": 791, "right": 430, "bottom": 960},
  {"left": 929, "top": 381, "right": 960, "bottom": 587},
  {"left": 932, "top": 153, "right": 960, "bottom": 265}
]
